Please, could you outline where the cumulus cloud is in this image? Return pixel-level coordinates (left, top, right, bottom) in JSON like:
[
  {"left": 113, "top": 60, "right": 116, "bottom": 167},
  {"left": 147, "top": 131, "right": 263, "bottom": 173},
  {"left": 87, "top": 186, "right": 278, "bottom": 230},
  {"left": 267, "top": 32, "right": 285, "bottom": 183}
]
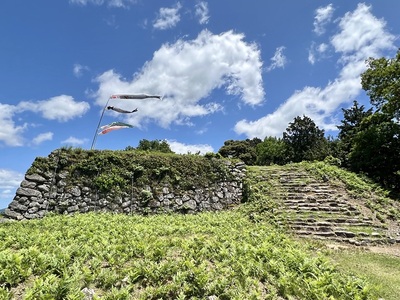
[
  {"left": 195, "top": 1, "right": 210, "bottom": 25},
  {"left": 18, "top": 95, "right": 90, "bottom": 122},
  {"left": 313, "top": 4, "right": 335, "bottom": 35},
  {"left": 0, "top": 95, "right": 89, "bottom": 146},
  {"left": 94, "top": 30, "right": 264, "bottom": 128},
  {"left": 266, "top": 46, "right": 287, "bottom": 71},
  {"left": 153, "top": 2, "right": 182, "bottom": 30},
  {"left": 62, "top": 136, "right": 89, "bottom": 146},
  {"left": 235, "top": 3, "right": 396, "bottom": 139},
  {"left": 32, "top": 132, "right": 53, "bottom": 145},
  {"left": 167, "top": 139, "right": 214, "bottom": 154},
  {"left": 69, "top": 0, "right": 137, "bottom": 8},
  {"left": 0, "top": 103, "right": 27, "bottom": 146}
]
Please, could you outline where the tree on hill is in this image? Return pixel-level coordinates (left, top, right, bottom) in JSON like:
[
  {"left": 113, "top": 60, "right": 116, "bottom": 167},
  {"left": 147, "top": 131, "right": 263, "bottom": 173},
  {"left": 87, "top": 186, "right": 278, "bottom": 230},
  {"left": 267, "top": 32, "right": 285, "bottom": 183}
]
[
  {"left": 283, "top": 115, "right": 328, "bottom": 162},
  {"left": 349, "top": 113, "right": 400, "bottom": 191},
  {"left": 256, "top": 136, "right": 287, "bottom": 165},
  {"left": 218, "top": 138, "right": 261, "bottom": 165},
  {"left": 337, "top": 100, "right": 373, "bottom": 166},
  {"left": 361, "top": 49, "right": 400, "bottom": 120},
  {"left": 348, "top": 50, "right": 400, "bottom": 192},
  {"left": 125, "top": 139, "right": 174, "bottom": 153}
]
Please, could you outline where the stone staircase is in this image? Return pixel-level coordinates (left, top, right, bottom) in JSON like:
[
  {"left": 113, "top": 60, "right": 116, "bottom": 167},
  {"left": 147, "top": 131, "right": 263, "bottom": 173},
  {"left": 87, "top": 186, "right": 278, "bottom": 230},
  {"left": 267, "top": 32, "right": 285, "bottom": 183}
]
[{"left": 251, "top": 166, "right": 400, "bottom": 246}]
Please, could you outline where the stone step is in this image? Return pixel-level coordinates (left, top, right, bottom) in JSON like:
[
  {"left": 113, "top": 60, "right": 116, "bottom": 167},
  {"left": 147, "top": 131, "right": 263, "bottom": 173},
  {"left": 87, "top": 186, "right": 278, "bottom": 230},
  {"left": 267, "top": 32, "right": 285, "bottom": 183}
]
[
  {"left": 283, "top": 204, "right": 356, "bottom": 211},
  {"left": 279, "top": 220, "right": 379, "bottom": 228},
  {"left": 282, "top": 201, "right": 354, "bottom": 209},
  {"left": 279, "top": 207, "right": 360, "bottom": 216},
  {"left": 255, "top": 167, "right": 400, "bottom": 246},
  {"left": 297, "top": 235, "right": 393, "bottom": 246},
  {"left": 289, "top": 224, "right": 386, "bottom": 233},
  {"left": 293, "top": 229, "right": 388, "bottom": 240}
]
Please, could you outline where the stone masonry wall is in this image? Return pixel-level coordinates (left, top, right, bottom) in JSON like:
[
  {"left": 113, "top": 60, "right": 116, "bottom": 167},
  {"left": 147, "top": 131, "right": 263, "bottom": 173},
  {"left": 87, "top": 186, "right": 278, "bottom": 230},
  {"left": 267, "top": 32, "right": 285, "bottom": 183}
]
[{"left": 5, "top": 157, "right": 246, "bottom": 220}]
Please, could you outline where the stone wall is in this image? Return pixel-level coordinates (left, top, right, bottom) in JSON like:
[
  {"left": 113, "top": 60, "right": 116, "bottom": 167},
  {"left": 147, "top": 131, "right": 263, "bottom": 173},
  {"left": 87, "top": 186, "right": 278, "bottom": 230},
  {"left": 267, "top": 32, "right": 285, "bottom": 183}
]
[{"left": 4, "top": 153, "right": 246, "bottom": 220}]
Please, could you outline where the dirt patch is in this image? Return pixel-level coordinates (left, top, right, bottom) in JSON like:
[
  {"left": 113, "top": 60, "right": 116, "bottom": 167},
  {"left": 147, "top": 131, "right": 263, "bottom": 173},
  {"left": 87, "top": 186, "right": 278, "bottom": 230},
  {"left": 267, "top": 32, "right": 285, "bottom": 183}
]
[
  {"left": 325, "top": 242, "right": 400, "bottom": 257},
  {"left": 367, "top": 244, "right": 400, "bottom": 257}
]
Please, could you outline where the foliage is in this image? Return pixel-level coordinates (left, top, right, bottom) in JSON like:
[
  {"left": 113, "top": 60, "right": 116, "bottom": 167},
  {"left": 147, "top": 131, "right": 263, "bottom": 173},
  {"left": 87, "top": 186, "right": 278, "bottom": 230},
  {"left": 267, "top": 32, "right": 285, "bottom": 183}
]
[
  {"left": 256, "top": 136, "right": 287, "bottom": 165},
  {"left": 31, "top": 148, "right": 233, "bottom": 195},
  {"left": 0, "top": 211, "right": 374, "bottom": 299},
  {"left": 218, "top": 138, "right": 261, "bottom": 165},
  {"left": 283, "top": 115, "right": 328, "bottom": 162},
  {"left": 131, "top": 139, "right": 174, "bottom": 153},
  {"left": 336, "top": 100, "right": 373, "bottom": 167},
  {"left": 349, "top": 113, "right": 400, "bottom": 191},
  {"left": 361, "top": 49, "right": 400, "bottom": 120},
  {"left": 348, "top": 50, "right": 400, "bottom": 194}
]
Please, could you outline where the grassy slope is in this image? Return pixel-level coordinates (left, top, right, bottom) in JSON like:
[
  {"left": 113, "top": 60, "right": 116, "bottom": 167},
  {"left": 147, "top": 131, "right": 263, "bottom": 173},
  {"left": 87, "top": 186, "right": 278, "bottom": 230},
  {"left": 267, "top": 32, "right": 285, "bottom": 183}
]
[
  {"left": 0, "top": 211, "right": 373, "bottom": 299},
  {"left": 1, "top": 160, "right": 399, "bottom": 299},
  {"left": 329, "top": 249, "right": 400, "bottom": 300}
]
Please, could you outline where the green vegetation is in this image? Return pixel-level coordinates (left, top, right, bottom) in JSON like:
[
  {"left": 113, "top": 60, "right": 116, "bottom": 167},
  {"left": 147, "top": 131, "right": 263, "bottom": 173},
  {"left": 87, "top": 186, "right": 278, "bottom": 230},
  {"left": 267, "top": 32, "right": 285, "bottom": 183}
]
[
  {"left": 28, "top": 148, "right": 233, "bottom": 195},
  {"left": 4, "top": 151, "right": 400, "bottom": 298},
  {"left": 299, "top": 160, "right": 400, "bottom": 221},
  {"left": 328, "top": 250, "right": 400, "bottom": 300},
  {"left": 0, "top": 211, "right": 375, "bottom": 299}
]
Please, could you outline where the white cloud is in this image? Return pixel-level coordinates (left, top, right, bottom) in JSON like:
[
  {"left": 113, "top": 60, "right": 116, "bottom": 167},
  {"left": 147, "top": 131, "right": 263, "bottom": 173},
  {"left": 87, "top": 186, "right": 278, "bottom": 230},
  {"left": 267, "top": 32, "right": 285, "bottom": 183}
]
[
  {"left": 266, "top": 46, "right": 287, "bottom": 72},
  {"left": 308, "top": 42, "right": 330, "bottom": 64},
  {"left": 331, "top": 3, "right": 396, "bottom": 57},
  {"left": 0, "top": 169, "right": 24, "bottom": 208},
  {"left": 0, "top": 103, "right": 27, "bottom": 146},
  {"left": 73, "top": 63, "right": 89, "bottom": 77},
  {"left": 0, "top": 95, "right": 89, "bottom": 146},
  {"left": 69, "top": 0, "right": 137, "bottom": 8},
  {"left": 235, "top": 3, "right": 396, "bottom": 139},
  {"left": 313, "top": 4, "right": 335, "bottom": 35},
  {"left": 62, "top": 136, "right": 89, "bottom": 146},
  {"left": 94, "top": 30, "right": 264, "bottom": 128},
  {"left": 18, "top": 95, "right": 90, "bottom": 122},
  {"left": 32, "top": 132, "right": 53, "bottom": 145},
  {"left": 0, "top": 169, "right": 23, "bottom": 191},
  {"left": 195, "top": 1, "right": 210, "bottom": 25},
  {"left": 153, "top": 2, "right": 182, "bottom": 30},
  {"left": 167, "top": 139, "right": 214, "bottom": 154}
]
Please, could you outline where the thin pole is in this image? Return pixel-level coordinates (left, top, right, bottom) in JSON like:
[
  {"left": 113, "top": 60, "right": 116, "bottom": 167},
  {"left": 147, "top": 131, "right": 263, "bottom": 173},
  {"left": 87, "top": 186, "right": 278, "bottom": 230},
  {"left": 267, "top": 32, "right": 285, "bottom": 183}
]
[
  {"left": 90, "top": 94, "right": 161, "bottom": 150},
  {"left": 91, "top": 97, "right": 111, "bottom": 150}
]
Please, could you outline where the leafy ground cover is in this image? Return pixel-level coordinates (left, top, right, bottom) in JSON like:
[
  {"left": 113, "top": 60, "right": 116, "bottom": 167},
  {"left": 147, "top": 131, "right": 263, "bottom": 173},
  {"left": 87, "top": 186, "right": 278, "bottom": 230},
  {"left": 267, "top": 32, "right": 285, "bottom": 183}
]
[{"left": 0, "top": 211, "right": 374, "bottom": 299}]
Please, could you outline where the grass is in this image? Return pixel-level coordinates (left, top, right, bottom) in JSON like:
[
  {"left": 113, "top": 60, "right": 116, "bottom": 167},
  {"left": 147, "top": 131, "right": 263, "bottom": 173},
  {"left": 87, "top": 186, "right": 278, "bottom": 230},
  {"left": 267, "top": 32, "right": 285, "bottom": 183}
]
[
  {"left": 327, "top": 249, "right": 400, "bottom": 300},
  {"left": 0, "top": 211, "right": 374, "bottom": 299}
]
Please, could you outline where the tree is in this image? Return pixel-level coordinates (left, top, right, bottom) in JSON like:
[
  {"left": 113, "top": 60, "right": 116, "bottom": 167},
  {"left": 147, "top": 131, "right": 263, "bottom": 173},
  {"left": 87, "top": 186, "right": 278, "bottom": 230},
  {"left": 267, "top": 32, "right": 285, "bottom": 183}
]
[
  {"left": 361, "top": 49, "right": 400, "bottom": 120},
  {"left": 256, "top": 136, "right": 287, "bottom": 165},
  {"left": 135, "top": 139, "right": 174, "bottom": 153},
  {"left": 218, "top": 138, "right": 261, "bottom": 165},
  {"left": 337, "top": 100, "right": 373, "bottom": 166},
  {"left": 349, "top": 113, "right": 400, "bottom": 190},
  {"left": 283, "top": 115, "right": 328, "bottom": 162}
]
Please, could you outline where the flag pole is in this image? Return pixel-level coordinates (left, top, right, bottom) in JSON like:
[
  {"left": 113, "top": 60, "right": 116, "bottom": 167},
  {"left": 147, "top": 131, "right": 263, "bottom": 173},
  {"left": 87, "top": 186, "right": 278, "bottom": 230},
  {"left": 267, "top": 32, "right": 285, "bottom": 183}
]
[
  {"left": 90, "top": 97, "right": 111, "bottom": 150},
  {"left": 90, "top": 94, "right": 162, "bottom": 150}
]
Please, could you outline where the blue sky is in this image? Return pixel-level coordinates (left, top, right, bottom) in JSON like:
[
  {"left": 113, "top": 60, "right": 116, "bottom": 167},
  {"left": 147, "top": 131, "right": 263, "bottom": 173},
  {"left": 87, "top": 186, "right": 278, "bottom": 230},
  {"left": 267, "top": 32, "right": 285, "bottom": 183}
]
[{"left": 1, "top": 0, "right": 399, "bottom": 208}]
